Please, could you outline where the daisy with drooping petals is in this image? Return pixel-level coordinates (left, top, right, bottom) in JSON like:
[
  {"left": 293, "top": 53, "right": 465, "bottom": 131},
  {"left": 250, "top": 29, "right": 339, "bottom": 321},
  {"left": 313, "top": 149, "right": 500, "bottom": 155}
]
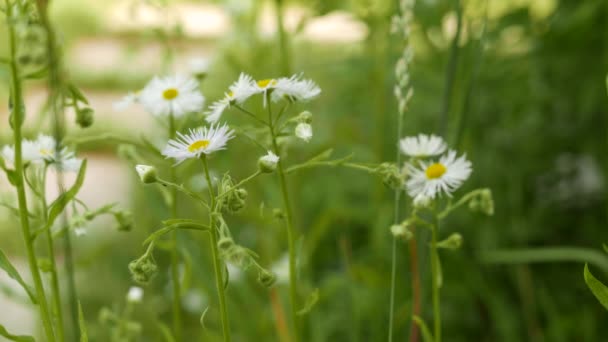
[
  {"left": 205, "top": 73, "right": 258, "bottom": 123},
  {"left": 406, "top": 150, "right": 472, "bottom": 199},
  {"left": 271, "top": 74, "right": 321, "bottom": 103},
  {"left": 1, "top": 139, "right": 40, "bottom": 165},
  {"left": 35, "top": 135, "right": 82, "bottom": 172},
  {"left": 138, "top": 74, "right": 205, "bottom": 117},
  {"left": 162, "top": 124, "right": 235, "bottom": 164},
  {"left": 400, "top": 134, "right": 447, "bottom": 158},
  {"left": 295, "top": 123, "right": 313, "bottom": 142}
]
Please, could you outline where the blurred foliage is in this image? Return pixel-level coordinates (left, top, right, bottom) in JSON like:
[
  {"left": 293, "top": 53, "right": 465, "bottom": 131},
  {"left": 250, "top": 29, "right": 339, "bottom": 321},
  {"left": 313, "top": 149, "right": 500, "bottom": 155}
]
[{"left": 1, "top": 0, "right": 608, "bottom": 341}]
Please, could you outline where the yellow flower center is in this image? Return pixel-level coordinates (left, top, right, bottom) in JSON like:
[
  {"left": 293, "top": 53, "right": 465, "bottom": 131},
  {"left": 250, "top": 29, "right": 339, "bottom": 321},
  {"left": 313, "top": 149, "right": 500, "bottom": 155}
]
[
  {"left": 162, "top": 88, "right": 179, "bottom": 100},
  {"left": 227, "top": 91, "right": 234, "bottom": 98},
  {"left": 188, "top": 140, "right": 210, "bottom": 152},
  {"left": 39, "top": 149, "right": 52, "bottom": 156},
  {"left": 425, "top": 163, "right": 447, "bottom": 179},
  {"left": 257, "top": 79, "right": 276, "bottom": 88}
]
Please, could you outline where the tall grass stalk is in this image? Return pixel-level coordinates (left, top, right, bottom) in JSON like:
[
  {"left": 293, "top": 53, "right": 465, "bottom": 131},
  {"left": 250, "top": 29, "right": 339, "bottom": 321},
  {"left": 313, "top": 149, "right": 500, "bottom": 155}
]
[{"left": 5, "top": 1, "right": 56, "bottom": 339}]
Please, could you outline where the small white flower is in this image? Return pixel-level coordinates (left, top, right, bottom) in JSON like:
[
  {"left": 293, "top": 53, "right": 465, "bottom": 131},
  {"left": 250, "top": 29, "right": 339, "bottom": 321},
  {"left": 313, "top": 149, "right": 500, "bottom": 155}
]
[
  {"left": 139, "top": 74, "right": 205, "bottom": 117},
  {"left": 295, "top": 123, "right": 313, "bottom": 142},
  {"left": 1, "top": 139, "right": 40, "bottom": 165},
  {"left": 113, "top": 92, "right": 139, "bottom": 111},
  {"left": 188, "top": 57, "right": 210, "bottom": 76},
  {"left": 127, "top": 286, "right": 143, "bottom": 303},
  {"left": 272, "top": 74, "right": 321, "bottom": 103},
  {"left": 406, "top": 150, "right": 472, "bottom": 199},
  {"left": 258, "top": 150, "right": 280, "bottom": 173},
  {"left": 204, "top": 73, "right": 258, "bottom": 123},
  {"left": 34, "top": 135, "right": 82, "bottom": 172},
  {"left": 271, "top": 254, "right": 290, "bottom": 285},
  {"left": 162, "top": 124, "right": 235, "bottom": 164},
  {"left": 413, "top": 193, "right": 431, "bottom": 208},
  {"left": 399, "top": 134, "right": 447, "bottom": 158}
]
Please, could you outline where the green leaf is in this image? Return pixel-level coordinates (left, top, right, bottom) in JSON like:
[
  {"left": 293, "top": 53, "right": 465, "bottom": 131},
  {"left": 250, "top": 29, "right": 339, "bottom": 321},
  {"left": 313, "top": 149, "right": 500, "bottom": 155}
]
[
  {"left": 0, "top": 248, "right": 37, "bottom": 304},
  {"left": 584, "top": 263, "right": 608, "bottom": 310},
  {"left": 78, "top": 301, "right": 88, "bottom": 342},
  {"left": 47, "top": 160, "right": 87, "bottom": 229},
  {"left": 68, "top": 84, "right": 89, "bottom": 105},
  {"left": 0, "top": 323, "right": 34, "bottom": 342},
  {"left": 308, "top": 148, "right": 333, "bottom": 162},
  {"left": 156, "top": 321, "right": 176, "bottom": 342},
  {"left": 412, "top": 315, "right": 434, "bottom": 342},
  {"left": 296, "top": 288, "right": 319, "bottom": 316},
  {"left": 21, "top": 67, "right": 48, "bottom": 80}
]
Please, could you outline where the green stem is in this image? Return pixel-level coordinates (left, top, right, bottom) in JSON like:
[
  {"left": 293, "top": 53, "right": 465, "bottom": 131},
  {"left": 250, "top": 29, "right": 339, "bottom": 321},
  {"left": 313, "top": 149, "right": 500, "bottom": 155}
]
[
  {"left": 41, "top": 167, "right": 66, "bottom": 341},
  {"left": 430, "top": 222, "right": 441, "bottom": 342},
  {"left": 5, "top": 2, "right": 56, "bottom": 339},
  {"left": 168, "top": 114, "right": 182, "bottom": 341},
  {"left": 201, "top": 156, "right": 231, "bottom": 342},
  {"left": 266, "top": 97, "right": 300, "bottom": 342},
  {"left": 274, "top": 0, "right": 291, "bottom": 75}
]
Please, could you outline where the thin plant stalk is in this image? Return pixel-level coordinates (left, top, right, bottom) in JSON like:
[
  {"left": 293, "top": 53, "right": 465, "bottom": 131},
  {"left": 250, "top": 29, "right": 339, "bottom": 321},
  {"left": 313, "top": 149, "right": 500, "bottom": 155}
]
[
  {"left": 201, "top": 156, "right": 231, "bottom": 342},
  {"left": 407, "top": 227, "right": 421, "bottom": 342},
  {"left": 168, "top": 114, "right": 183, "bottom": 341},
  {"left": 34, "top": 0, "right": 80, "bottom": 336},
  {"left": 41, "top": 167, "right": 66, "bottom": 341},
  {"left": 266, "top": 96, "right": 300, "bottom": 342},
  {"left": 274, "top": 0, "right": 291, "bottom": 75},
  {"left": 5, "top": 2, "right": 56, "bottom": 339},
  {"left": 430, "top": 221, "right": 441, "bottom": 342}
]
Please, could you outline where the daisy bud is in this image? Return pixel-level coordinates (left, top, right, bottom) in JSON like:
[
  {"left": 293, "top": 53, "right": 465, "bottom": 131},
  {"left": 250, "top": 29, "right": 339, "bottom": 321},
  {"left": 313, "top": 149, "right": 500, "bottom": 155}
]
[
  {"left": 468, "top": 188, "right": 494, "bottom": 216},
  {"left": 377, "top": 163, "right": 404, "bottom": 190},
  {"left": 114, "top": 210, "right": 134, "bottom": 232},
  {"left": 258, "top": 151, "right": 279, "bottom": 173},
  {"left": 390, "top": 223, "right": 413, "bottom": 241},
  {"left": 128, "top": 254, "right": 158, "bottom": 285},
  {"left": 217, "top": 237, "right": 235, "bottom": 250},
  {"left": 76, "top": 107, "right": 94, "bottom": 128},
  {"left": 413, "top": 193, "right": 432, "bottom": 209},
  {"left": 135, "top": 165, "right": 157, "bottom": 184},
  {"left": 296, "top": 110, "right": 313, "bottom": 124},
  {"left": 257, "top": 269, "right": 277, "bottom": 288},
  {"left": 127, "top": 286, "right": 144, "bottom": 303},
  {"left": 437, "top": 233, "right": 463, "bottom": 250},
  {"left": 295, "top": 123, "right": 313, "bottom": 142}
]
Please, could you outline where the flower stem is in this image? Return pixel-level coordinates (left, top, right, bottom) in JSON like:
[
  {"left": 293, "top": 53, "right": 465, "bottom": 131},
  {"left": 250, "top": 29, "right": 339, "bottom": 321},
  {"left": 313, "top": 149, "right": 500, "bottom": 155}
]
[
  {"left": 41, "top": 168, "right": 66, "bottom": 341},
  {"left": 201, "top": 156, "right": 231, "bottom": 342},
  {"left": 430, "top": 221, "right": 441, "bottom": 342},
  {"left": 5, "top": 2, "right": 55, "bottom": 339},
  {"left": 407, "top": 229, "right": 422, "bottom": 342},
  {"left": 168, "top": 114, "right": 182, "bottom": 341},
  {"left": 266, "top": 97, "right": 300, "bottom": 342}
]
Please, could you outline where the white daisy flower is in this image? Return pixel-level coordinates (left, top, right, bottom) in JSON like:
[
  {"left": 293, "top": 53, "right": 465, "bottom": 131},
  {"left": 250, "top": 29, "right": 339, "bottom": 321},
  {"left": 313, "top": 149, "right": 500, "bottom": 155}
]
[
  {"left": 162, "top": 124, "right": 235, "bottom": 164},
  {"left": 35, "top": 135, "right": 82, "bottom": 172},
  {"left": 295, "top": 123, "right": 313, "bottom": 142},
  {"left": 188, "top": 57, "right": 210, "bottom": 76},
  {"left": 406, "top": 150, "right": 472, "bottom": 199},
  {"left": 253, "top": 77, "right": 280, "bottom": 106},
  {"left": 400, "top": 134, "right": 447, "bottom": 158},
  {"left": 272, "top": 74, "right": 321, "bottom": 103},
  {"left": 139, "top": 74, "right": 205, "bottom": 117},
  {"left": 1, "top": 139, "right": 40, "bottom": 165},
  {"left": 204, "top": 73, "right": 258, "bottom": 123},
  {"left": 113, "top": 92, "right": 139, "bottom": 111},
  {"left": 127, "top": 286, "right": 143, "bottom": 303}
]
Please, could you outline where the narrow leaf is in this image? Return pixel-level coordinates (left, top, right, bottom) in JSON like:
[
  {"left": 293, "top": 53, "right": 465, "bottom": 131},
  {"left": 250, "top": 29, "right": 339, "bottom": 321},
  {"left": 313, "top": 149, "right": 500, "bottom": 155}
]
[
  {"left": 296, "top": 288, "right": 319, "bottom": 316},
  {"left": 0, "top": 248, "right": 37, "bottom": 304},
  {"left": 78, "top": 301, "right": 88, "bottom": 342},
  {"left": 412, "top": 315, "right": 434, "bottom": 342},
  {"left": 157, "top": 321, "right": 176, "bottom": 342},
  {"left": 47, "top": 160, "right": 87, "bottom": 229},
  {"left": 68, "top": 84, "right": 89, "bottom": 105},
  {"left": 0, "top": 323, "right": 34, "bottom": 342},
  {"left": 308, "top": 148, "right": 333, "bottom": 162},
  {"left": 584, "top": 263, "right": 608, "bottom": 310}
]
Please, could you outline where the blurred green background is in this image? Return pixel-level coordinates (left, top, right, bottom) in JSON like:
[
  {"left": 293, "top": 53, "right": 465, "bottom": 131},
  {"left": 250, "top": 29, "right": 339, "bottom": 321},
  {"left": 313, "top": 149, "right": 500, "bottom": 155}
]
[{"left": 1, "top": 0, "right": 607, "bottom": 341}]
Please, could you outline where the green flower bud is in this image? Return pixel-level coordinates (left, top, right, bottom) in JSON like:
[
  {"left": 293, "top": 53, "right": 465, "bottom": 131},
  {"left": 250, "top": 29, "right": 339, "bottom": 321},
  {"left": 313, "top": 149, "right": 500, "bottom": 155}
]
[
  {"left": 390, "top": 222, "right": 413, "bottom": 241},
  {"left": 135, "top": 164, "right": 157, "bottom": 184},
  {"left": 37, "top": 258, "right": 52, "bottom": 273},
  {"left": 468, "top": 188, "right": 494, "bottom": 216},
  {"left": 98, "top": 307, "right": 116, "bottom": 325},
  {"left": 258, "top": 151, "right": 279, "bottom": 173},
  {"left": 114, "top": 210, "right": 134, "bottom": 232},
  {"left": 437, "top": 233, "right": 463, "bottom": 250},
  {"left": 76, "top": 107, "right": 94, "bottom": 128},
  {"left": 377, "top": 163, "right": 404, "bottom": 190},
  {"left": 217, "top": 237, "right": 235, "bottom": 250},
  {"left": 296, "top": 110, "right": 313, "bottom": 124},
  {"left": 128, "top": 254, "right": 158, "bottom": 285},
  {"left": 257, "top": 269, "right": 277, "bottom": 288}
]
